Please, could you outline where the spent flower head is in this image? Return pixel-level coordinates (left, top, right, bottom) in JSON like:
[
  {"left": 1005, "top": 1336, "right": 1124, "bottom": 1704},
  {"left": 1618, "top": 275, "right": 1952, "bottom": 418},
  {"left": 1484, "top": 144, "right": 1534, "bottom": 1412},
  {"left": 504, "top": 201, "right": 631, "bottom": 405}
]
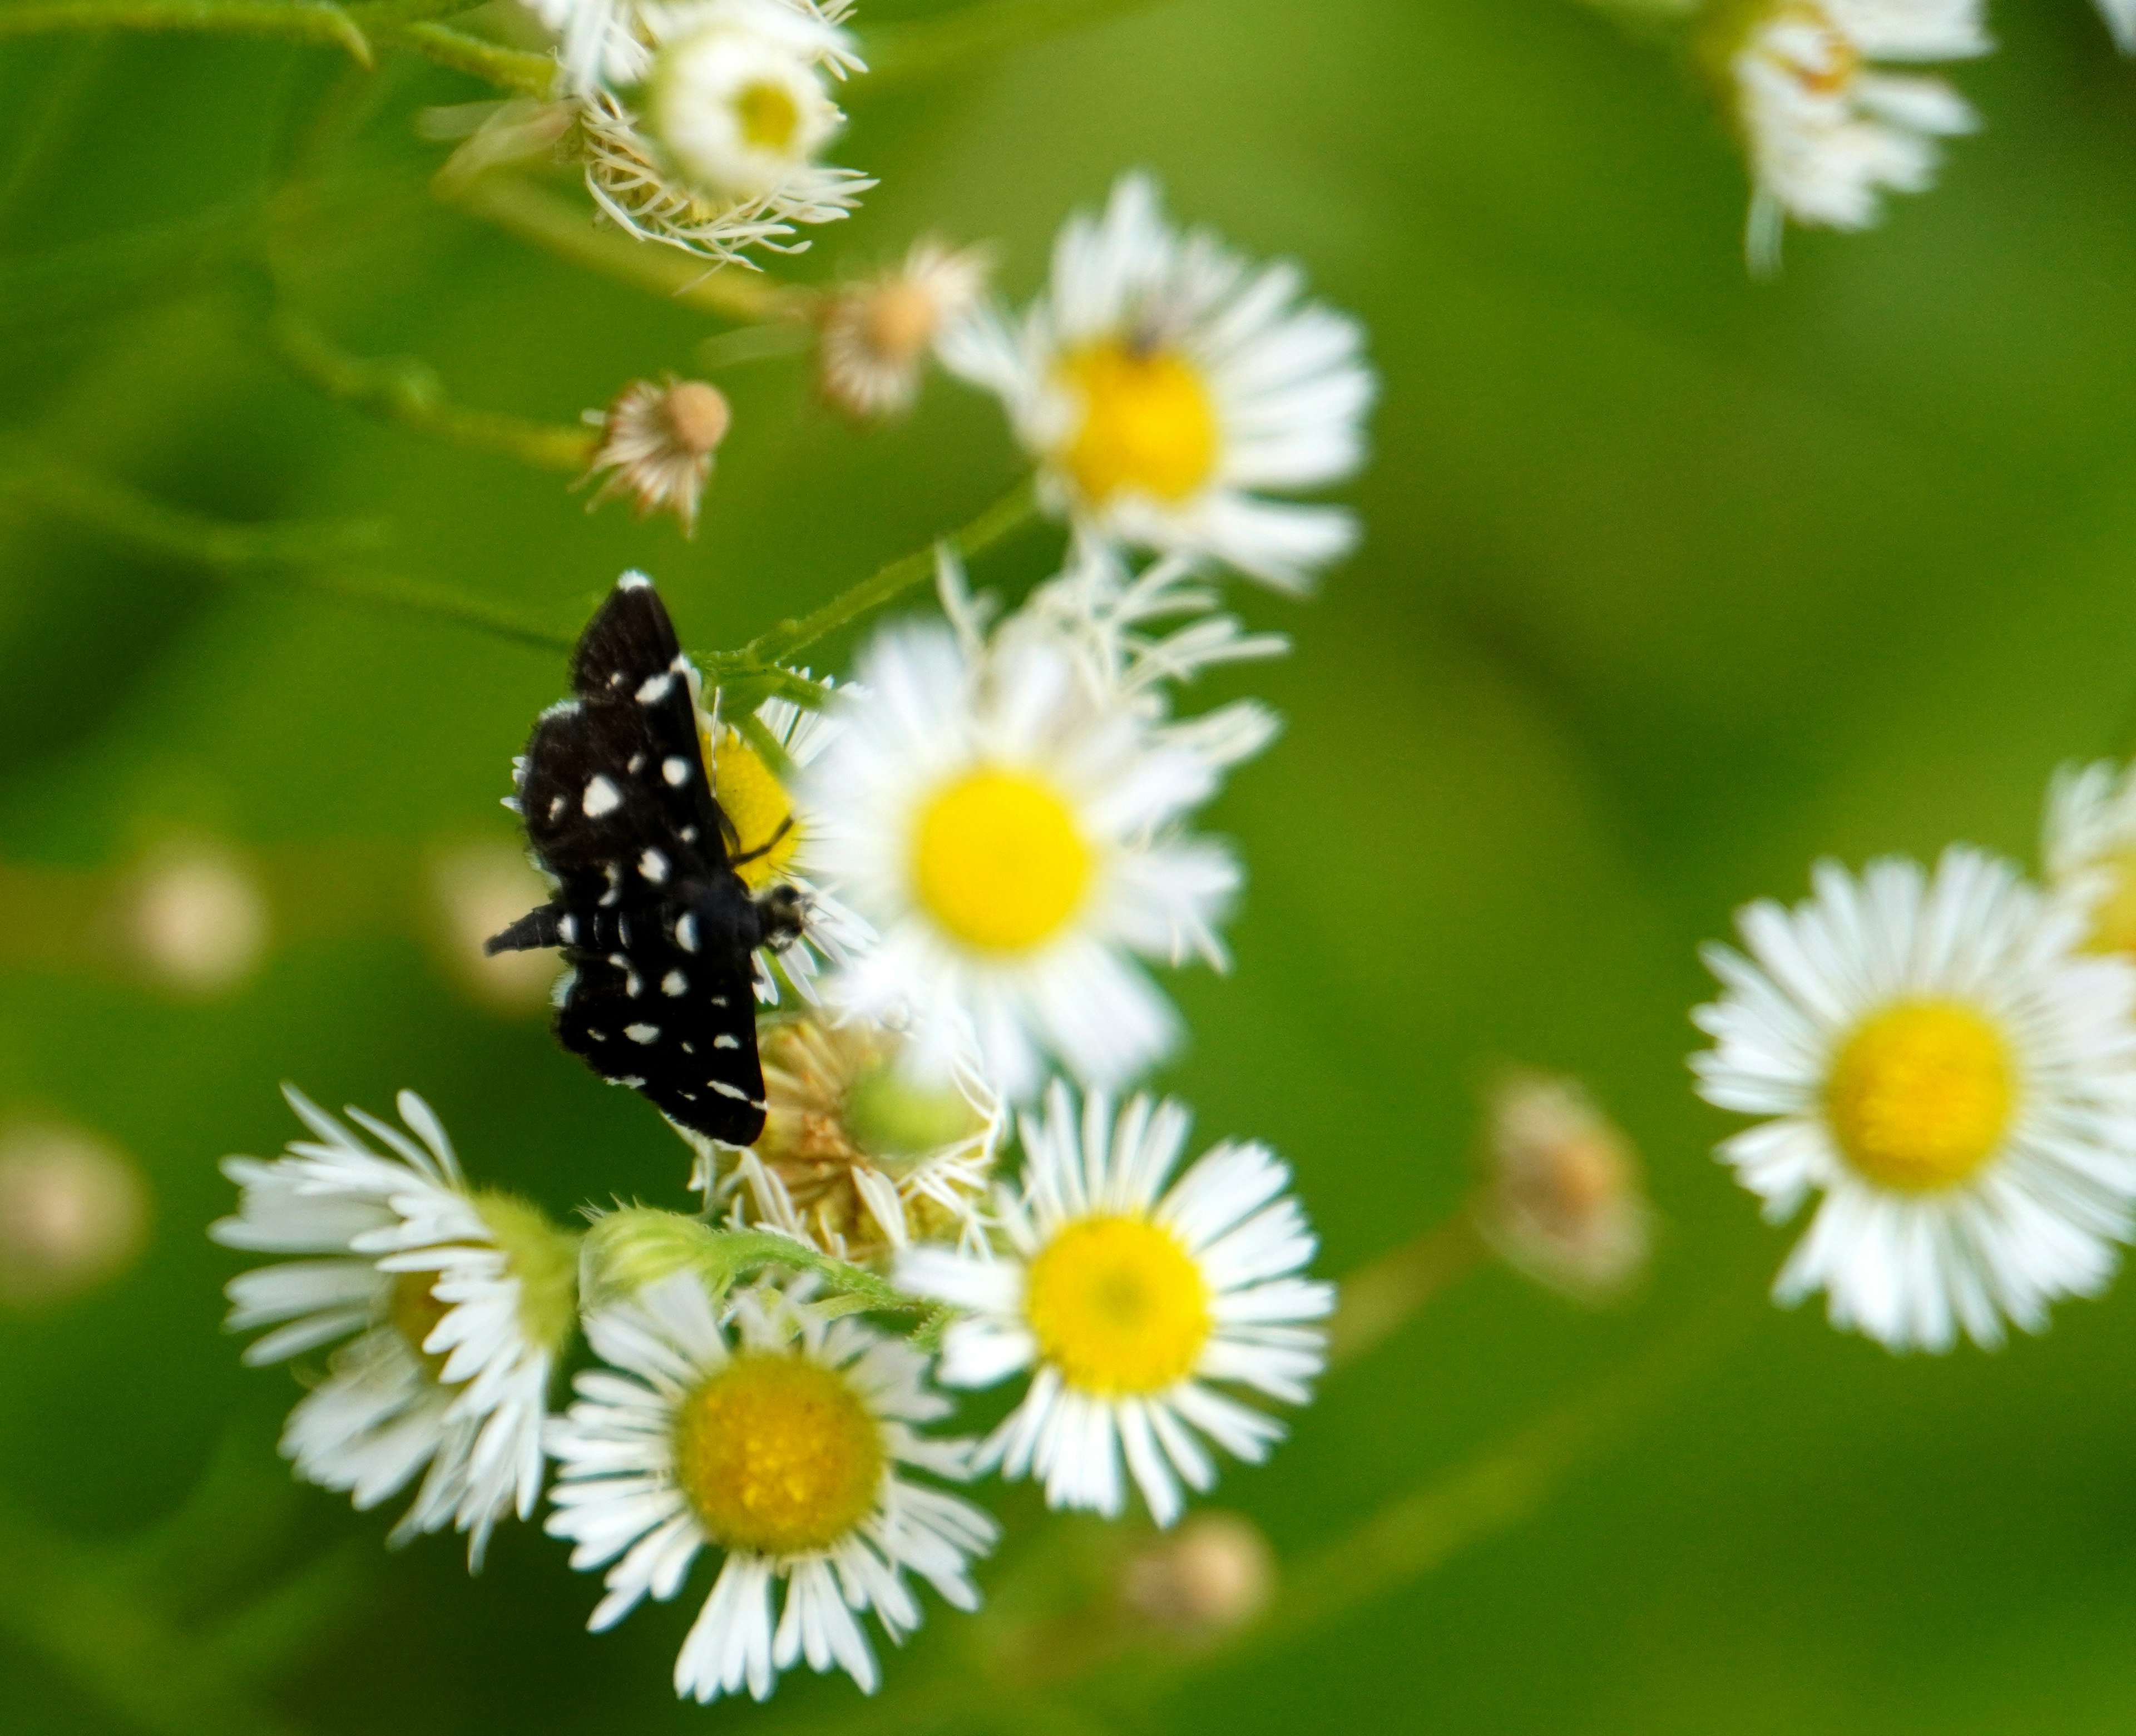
[
  {"left": 818, "top": 239, "right": 994, "bottom": 419},
  {"left": 1475, "top": 1068, "right": 1652, "bottom": 1304},
  {"left": 580, "top": 375, "right": 732, "bottom": 537}
]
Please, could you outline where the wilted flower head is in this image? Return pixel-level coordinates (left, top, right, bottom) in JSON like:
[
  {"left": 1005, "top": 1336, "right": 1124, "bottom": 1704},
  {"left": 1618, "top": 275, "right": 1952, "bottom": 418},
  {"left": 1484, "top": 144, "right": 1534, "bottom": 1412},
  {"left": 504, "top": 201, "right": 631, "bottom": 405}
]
[
  {"left": 709, "top": 1012, "right": 1003, "bottom": 1259},
  {"left": 818, "top": 239, "right": 993, "bottom": 419},
  {"left": 579, "top": 374, "right": 733, "bottom": 537},
  {"left": 1475, "top": 1069, "right": 1650, "bottom": 1304},
  {"left": 1119, "top": 1510, "right": 1275, "bottom": 1640},
  {"left": 0, "top": 1121, "right": 150, "bottom": 1308}
]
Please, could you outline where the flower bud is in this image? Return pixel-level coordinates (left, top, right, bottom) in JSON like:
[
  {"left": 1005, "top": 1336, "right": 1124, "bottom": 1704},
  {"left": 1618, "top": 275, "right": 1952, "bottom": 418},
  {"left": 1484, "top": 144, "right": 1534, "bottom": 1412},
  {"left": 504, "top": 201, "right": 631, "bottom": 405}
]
[
  {"left": 0, "top": 1122, "right": 150, "bottom": 1307},
  {"left": 580, "top": 1205, "right": 718, "bottom": 1314},
  {"left": 1476, "top": 1069, "right": 1651, "bottom": 1304},
  {"left": 116, "top": 838, "right": 269, "bottom": 998},
  {"left": 1119, "top": 1511, "right": 1275, "bottom": 1639}
]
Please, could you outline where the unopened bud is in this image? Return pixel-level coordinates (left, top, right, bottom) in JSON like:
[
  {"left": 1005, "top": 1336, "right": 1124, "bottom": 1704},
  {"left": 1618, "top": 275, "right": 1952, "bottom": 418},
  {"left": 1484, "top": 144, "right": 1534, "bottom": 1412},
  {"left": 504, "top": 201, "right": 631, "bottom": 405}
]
[
  {"left": 426, "top": 838, "right": 558, "bottom": 1015},
  {"left": 117, "top": 838, "right": 270, "bottom": 998},
  {"left": 1477, "top": 1069, "right": 1651, "bottom": 1304},
  {"left": 1119, "top": 1512, "right": 1275, "bottom": 1639},
  {"left": 580, "top": 1205, "right": 718, "bottom": 1313},
  {"left": 0, "top": 1122, "right": 151, "bottom": 1307}
]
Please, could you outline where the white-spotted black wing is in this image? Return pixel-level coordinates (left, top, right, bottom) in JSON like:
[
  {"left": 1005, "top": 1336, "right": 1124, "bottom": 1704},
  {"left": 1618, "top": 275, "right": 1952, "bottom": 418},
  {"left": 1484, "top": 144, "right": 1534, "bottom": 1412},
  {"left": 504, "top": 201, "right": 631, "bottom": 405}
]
[{"left": 491, "top": 572, "right": 796, "bottom": 1147}]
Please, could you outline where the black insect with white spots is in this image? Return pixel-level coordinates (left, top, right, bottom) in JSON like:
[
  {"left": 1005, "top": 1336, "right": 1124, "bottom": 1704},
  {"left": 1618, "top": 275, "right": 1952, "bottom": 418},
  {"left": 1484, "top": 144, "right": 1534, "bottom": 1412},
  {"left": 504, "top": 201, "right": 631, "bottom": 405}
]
[{"left": 487, "top": 573, "right": 804, "bottom": 1145}]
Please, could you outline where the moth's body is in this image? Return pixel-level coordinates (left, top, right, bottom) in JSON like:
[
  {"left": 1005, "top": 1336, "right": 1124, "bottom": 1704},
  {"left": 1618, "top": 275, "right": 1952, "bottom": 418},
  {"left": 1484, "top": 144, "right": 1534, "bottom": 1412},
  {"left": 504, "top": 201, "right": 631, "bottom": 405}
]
[{"left": 486, "top": 573, "right": 804, "bottom": 1146}]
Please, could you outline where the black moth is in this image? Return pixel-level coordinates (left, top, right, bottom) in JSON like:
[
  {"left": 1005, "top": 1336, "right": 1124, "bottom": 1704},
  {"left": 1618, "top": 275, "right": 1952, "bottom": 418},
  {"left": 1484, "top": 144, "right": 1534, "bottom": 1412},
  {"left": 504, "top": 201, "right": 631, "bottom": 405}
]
[{"left": 487, "top": 573, "right": 804, "bottom": 1145}]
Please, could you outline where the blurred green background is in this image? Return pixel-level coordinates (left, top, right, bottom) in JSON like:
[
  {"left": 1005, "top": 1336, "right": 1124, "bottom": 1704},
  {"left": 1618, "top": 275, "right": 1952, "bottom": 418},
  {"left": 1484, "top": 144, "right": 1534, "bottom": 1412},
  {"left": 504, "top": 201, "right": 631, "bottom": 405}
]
[{"left": 8, "top": 0, "right": 2136, "bottom": 1730}]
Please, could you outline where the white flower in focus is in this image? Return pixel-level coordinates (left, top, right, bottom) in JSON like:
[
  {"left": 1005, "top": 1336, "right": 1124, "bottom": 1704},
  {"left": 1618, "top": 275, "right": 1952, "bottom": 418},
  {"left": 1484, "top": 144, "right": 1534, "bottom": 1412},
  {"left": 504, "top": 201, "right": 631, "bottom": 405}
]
[
  {"left": 546, "top": 1275, "right": 997, "bottom": 1704},
  {"left": 1728, "top": 0, "right": 1988, "bottom": 270},
  {"left": 803, "top": 615, "right": 1248, "bottom": 1096},
  {"left": 212, "top": 1089, "right": 578, "bottom": 1562},
  {"left": 2043, "top": 759, "right": 2136, "bottom": 957},
  {"left": 898, "top": 1085, "right": 1333, "bottom": 1526},
  {"left": 580, "top": 375, "right": 732, "bottom": 538},
  {"left": 1692, "top": 847, "right": 2136, "bottom": 1352},
  {"left": 942, "top": 173, "right": 1374, "bottom": 592},
  {"left": 710, "top": 1011, "right": 1005, "bottom": 1259},
  {"left": 818, "top": 239, "right": 993, "bottom": 419}
]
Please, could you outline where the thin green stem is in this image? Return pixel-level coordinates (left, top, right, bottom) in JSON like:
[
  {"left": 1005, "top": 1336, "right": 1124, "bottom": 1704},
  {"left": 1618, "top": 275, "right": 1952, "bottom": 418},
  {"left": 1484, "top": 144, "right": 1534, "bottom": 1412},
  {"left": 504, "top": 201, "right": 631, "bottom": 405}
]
[
  {"left": 438, "top": 171, "right": 808, "bottom": 325},
  {"left": 371, "top": 18, "right": 553, "bottom": 93},
  {"left": 1324, "top": 1208, "right": 1488, "bottom": 1369},
  {"left": 862, "top": 0, "right": 1172, "bottom": 86},
  {"left": 0, "top": 0, "right": 373, "bottom": 62},
  {"left": 0, "top": 449, "right": 575, "bottom": 651},
  {"left": 709, "top": 477, "right": 1041, "bottom": 675},
  {"left": 267, "top": 304, "right": 596, "bottom": 473}
]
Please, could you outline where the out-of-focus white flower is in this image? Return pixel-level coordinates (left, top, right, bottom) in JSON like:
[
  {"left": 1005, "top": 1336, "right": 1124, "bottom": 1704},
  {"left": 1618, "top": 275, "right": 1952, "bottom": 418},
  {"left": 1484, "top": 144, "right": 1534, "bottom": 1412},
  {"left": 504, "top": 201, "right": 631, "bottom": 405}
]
[
  {"left": 943, "top": 172, "right": 1374, "bottom": 592},
  {"left": 2041, "top": 759, "right": 2136, "bottom": 958},
  {"left": 547, "top": 1275, "right": 996, "bottom": 1703},
  {"left": 0, "top": 1122, "right": 150, "bottom": 1308},
  {"left": 899, "top": 1085, "right": 1333, "bottom": 1526},
  {"left": 818, "top": 239, "right": 993, "bottom": 419},
  {"left": 2098, "top": 0, "right": 2136, "bottom": 54},
  {"left": 1693, "top": 847, "right": 2136, "bottom": 1352},
  {"left": 802, "top": 611, "right": 1248, "bottom": 1097},
  {"left": 579, "top": 375, "right": 732, "bottom": 538},
  {"left": 213, "top": 1089, "right": 578, "bottom": 1564},
  {"left": 1725, "top": 0, "right": 1989, "bottom": 271}
]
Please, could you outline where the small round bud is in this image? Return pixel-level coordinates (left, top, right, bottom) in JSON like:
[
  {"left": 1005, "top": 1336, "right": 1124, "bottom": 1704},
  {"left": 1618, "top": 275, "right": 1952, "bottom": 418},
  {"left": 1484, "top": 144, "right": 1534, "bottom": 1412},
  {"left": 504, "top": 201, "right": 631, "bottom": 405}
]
[
  {"left": 1119, "top": 1512, "right": 1275, "bottom": 1639},
  {"left": 580, "top": 1205, "right": 718, "bottom": 1314},
  {"left": 425, "top": 838, "right": 558, "bottom": 1015},
  {"left": 818, "top": 240, "right": 993, "bottom": 419},
  {"left": 117, "top": 838, "right": 269, "bottom": 998},
  {"left": 579, "top": 374, "right": 734, "bottom": 538},
  {"left": 1476, "top": 1069, "right": 1651, "bottom": 1304},
  {"left": 0, "top": 1122, "right": 150, "bottom": 1308}
]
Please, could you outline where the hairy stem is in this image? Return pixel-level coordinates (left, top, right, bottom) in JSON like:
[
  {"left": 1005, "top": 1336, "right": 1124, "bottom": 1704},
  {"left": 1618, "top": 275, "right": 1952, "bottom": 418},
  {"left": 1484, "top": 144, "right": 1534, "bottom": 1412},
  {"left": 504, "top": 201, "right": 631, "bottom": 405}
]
[
  {"left": 371, "top": 18, "right": 553, "bottom": 93},
  {"left": 0, "top": 0, "right": 372, "bottom": 61},
  {"left": 709, "top": 477, "right": 1041, "bottom": 675},
  {"left": 268, "top": 305, "right": 596, "bottom": 473}
]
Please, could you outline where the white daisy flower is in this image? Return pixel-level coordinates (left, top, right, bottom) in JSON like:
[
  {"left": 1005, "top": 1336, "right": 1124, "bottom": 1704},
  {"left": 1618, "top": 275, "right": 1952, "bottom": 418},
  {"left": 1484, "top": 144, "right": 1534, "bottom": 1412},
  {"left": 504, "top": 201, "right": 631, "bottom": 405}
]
[
  {"left": 546, "top": 1274, "right": 997, "bottom": 1704},
  {"left": 708, "top": 1010, "right": 1006, "bottom": 1260},
  {"left": 1726, "top": 0, "right": 1989, "bottom": 271},
  {"left": 802, "top": 612, "right": 1247, "bottom": 1097},
  {"left": 941, "top": 172, "right": 1375, "bottom": 593},
  {"left": 211, "top": 1088, "right": 578, "bottom": 1564},
  {"left": 897, "top": 1084, "right": 1334, "bottom": 1526},
  {"left": 2099, "top": 0, "right": 2136, "bottom": 54},
  {"left": 700, "top": 682, "right": 867, "bottom": 1004},
  {"left": 818, "top": 238, "right": 995, "bottom": 420},
  {"left": 2043, "top": 759, "right": 2136, "bottom": 958},
  {"left": 1692, "top": 847, "right": 2136, "bottom": 1353},
  {"left": 576, "top": 1, "right": 871, "bottom": 266},
  {"left": 531, "top": 0, "right": 858, "bottom": 97}
]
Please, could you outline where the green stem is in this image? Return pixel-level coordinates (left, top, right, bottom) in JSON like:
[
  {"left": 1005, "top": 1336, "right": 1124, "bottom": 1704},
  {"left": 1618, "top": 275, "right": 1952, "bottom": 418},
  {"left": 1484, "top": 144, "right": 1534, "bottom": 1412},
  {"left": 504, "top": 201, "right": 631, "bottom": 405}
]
[
  {"left": 862, "top": 0, "right": 1173, "bottom": 86},
  {"left": 371, "top": 18, "right": 553, "bottom": 93},
  {"left": 709, "top": 477, "right": 1041, "bottom": 675},
  {"left": 439, "top": 172, "right": 808, "bottom": 325},
  {"left": 268, "top": 304, "right": 596, "bottom": 473},
  {"left": 1324, "top": 1209, "right": 1487, "bottom": 1369},
  {"left": 0, "top": 0, "right": 372, "bottom": 61},
  {"left": 0, "top": 451, "right": 574, "bottom": 651}
]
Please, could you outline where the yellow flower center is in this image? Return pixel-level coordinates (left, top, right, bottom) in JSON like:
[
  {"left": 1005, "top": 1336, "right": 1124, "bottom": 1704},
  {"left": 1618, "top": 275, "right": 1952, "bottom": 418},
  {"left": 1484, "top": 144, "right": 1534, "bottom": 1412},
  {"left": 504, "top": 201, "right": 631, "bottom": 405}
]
[
  {"left": 672, "top": 1353, "right": 886, "bottom": 1556},
  {"left": 912, "top": 767, "right": 1092, "bottom": 953},
  {"left": 388, "top": 1270, "right": 454, "bottom": 1380},
  {"left": 706, "top": 726, "right": 800, "bottom": 892},
  {"left": 1824, "top": 1000, "right": 2016, "bottom": 1191},
  {"left": 1763, "top": 3, "right": 1860, "bottom": 97},
  {"left": 1025, "top": 1216, "right": 1212, "bottom": 1396},
  {"left": 734, "top": 80, "right": 800, "bottom": 152},
  {"left": 1056, "top": 339, "right": 1219, "bottom": 507}
]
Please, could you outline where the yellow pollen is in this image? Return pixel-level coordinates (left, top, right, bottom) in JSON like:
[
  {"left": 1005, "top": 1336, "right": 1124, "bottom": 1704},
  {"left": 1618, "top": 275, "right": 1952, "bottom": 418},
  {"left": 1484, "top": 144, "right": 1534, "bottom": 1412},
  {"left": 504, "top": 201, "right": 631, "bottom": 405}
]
[
  {"left": 673, "top": 1354, "right": 886, "bottom": 1556},
  {"left": 388, "top": 1270, "right": 454, "bottom": 1381},
  {"left": 912, "top": 768, "right": 1092, "bottom": 953},
  {"left": 1025, "top": 1216, "right": 1212, "bottom": 1396},
  {"left": 1056, "top": 340, "right": 1219, "bottom": 507},
  {"left": 1771, "top": 3, "right": 1859, "bottom": 96},
  {"left": 1824, "top": 999, "right": 2016, "bottom": 1191},
  {"left": 733, "top": 80, "right": 800, "bottom": 152},
  {"left": 706, "top": 726, "right": 800, "bottom": 892}
]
